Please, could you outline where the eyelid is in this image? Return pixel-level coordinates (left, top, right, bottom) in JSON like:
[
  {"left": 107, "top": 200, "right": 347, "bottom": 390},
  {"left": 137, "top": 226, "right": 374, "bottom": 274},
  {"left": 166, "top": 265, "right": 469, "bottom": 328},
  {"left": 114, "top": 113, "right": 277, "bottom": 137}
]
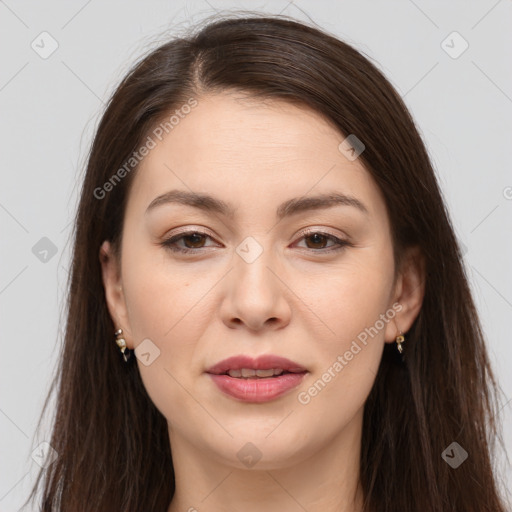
[
  {"left": 298, "top": 226, "right": 348, "bottom": 240},
  {"left": 163, "top": 225, "right": 216, "bottom": 239}
]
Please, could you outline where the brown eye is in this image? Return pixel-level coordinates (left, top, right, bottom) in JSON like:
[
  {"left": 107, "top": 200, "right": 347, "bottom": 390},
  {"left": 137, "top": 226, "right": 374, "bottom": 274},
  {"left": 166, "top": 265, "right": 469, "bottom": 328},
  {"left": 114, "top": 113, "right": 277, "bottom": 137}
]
[
  {"left": 295, "top": 230, "right": 351, "bottom": 253},
  {"left": 161, "top": 229, "right": 351, "bottom": 255},
  {"left": 181, "top": 233, "right": 208, "bottom": 248},
  {"left": 304, "top": 233, "right": 329, "bottom": 249},
  {"left": 161, "top": 231, "right": 217, "bottom": 254}
]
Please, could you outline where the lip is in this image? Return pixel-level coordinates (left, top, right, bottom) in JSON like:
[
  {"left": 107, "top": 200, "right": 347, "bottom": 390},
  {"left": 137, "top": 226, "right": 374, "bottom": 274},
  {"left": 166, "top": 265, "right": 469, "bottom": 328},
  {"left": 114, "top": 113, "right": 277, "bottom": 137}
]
[
  {"left": 206, "top": 354, "right": 307, "bottom": 375},
  {"left": 205, "top": 354, "right": 308, "bottom": 403}
]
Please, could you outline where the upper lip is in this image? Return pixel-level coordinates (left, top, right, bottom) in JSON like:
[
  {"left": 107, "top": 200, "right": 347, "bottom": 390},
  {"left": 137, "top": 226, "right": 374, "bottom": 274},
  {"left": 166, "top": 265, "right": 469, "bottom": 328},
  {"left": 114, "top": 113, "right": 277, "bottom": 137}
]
[{"left": 206, "top": 355, "right": 307, "bottom": 375}]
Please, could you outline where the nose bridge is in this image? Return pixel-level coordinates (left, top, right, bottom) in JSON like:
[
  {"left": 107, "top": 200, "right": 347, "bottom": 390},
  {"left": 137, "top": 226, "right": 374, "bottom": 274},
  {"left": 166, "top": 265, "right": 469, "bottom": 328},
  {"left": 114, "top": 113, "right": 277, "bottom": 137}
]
[
  {"left": 223, "top": 234, "right": 290, "bottom": 330},
  {"left": 233, "top": 234, "right": 279, "bottom": 299}
]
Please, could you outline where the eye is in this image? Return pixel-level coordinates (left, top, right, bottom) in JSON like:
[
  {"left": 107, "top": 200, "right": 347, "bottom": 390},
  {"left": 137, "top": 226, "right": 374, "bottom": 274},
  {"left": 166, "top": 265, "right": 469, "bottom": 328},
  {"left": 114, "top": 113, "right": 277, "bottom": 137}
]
[
  {"left": 160, "top": 230, "right": 217, "bottom": 254},
  {"left": 160, "top": 229, "right": 352, "bottom": 255},
  {"left": 293, "top": 229, "right": 352, "bottom": 253}
]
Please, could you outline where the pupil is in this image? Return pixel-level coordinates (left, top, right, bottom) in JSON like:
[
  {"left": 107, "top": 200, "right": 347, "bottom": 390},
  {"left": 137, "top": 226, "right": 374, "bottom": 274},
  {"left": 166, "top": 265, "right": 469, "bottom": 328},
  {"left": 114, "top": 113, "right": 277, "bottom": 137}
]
[
  {"left": 307, "top": 234, "right": 326, "bottom": 249},
  {"left": 185, "top": 233, "right": 205, "bottom": 248}
]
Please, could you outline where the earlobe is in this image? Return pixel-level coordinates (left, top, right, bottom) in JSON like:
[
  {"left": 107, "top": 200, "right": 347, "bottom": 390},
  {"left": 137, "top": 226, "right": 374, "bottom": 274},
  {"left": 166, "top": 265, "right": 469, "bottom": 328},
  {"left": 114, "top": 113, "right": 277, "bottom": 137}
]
[
  {"left": 385, "top": 245, "right": 426, "bottom": 343},
  {"left": 99, "top": 240, "right": 133, "bottom": 348}
]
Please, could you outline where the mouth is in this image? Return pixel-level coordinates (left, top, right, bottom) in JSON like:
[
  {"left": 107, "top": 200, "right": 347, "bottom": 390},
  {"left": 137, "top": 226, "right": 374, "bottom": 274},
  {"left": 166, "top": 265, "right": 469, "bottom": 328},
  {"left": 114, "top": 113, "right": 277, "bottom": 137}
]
[
  {"left": 205, "top": 354, "right": 307, "bottom": 376},
  {"left": 205, "top": 354, "right": 308, "bottom": 403},
  {"left": 218, "top": 368, "right": 306, "bottom": 378}
]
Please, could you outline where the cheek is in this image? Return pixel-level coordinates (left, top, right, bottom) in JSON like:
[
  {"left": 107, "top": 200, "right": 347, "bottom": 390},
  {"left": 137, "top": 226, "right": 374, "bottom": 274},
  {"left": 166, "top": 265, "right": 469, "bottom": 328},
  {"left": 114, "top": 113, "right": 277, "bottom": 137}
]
[
  {"left": 121, "top": 237, "right": 201, "bottom": 339},
  {"left": 121, "top": 251, "right": 209, "bottom": 425},
  {"left": 296, "top": 248, "right": 394, "bottom": 405},
  {"left": 308, "top": 248, "right": 395, "bottom": 346},
  {"left": 291, "top": 286, "right": 390, "bottom": 442},
  {"left": 122, "top": 263, "right": 208, "bottom": 387}
]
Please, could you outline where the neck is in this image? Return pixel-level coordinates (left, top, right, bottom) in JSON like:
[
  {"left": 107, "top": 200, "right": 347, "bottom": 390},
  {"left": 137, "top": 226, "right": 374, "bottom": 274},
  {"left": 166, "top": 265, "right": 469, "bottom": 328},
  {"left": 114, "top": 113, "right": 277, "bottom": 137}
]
[{"left": 166, "top": 408, "right": 365, "bottom": 512}]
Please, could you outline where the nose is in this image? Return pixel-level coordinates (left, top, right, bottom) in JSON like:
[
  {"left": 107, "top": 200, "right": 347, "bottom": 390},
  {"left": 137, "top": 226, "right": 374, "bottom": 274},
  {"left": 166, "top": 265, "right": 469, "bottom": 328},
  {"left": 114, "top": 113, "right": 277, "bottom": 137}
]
[{"left": 220, "top": 248, "right": 292, "bottom": 332}]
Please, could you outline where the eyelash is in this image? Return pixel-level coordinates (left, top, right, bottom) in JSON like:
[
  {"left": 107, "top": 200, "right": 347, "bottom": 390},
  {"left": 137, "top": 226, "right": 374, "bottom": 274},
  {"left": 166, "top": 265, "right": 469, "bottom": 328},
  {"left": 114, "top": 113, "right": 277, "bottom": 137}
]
[{"left": 160, "top": 229, "right": 352, "bottom": 255}]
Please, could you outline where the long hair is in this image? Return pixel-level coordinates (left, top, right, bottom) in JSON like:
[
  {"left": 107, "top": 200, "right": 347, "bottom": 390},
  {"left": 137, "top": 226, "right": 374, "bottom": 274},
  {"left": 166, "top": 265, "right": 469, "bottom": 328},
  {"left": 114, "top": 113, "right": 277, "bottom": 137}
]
[{"left": 27, "top": 13, "right": 509, "bottom": 511}]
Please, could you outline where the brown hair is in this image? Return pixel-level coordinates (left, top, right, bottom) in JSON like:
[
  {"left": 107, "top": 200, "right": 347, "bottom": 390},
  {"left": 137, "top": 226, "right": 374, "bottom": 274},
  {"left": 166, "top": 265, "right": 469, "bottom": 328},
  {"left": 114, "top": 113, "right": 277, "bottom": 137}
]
[{"left": 27, "top": 13, "right": 509, "bottom": 512}]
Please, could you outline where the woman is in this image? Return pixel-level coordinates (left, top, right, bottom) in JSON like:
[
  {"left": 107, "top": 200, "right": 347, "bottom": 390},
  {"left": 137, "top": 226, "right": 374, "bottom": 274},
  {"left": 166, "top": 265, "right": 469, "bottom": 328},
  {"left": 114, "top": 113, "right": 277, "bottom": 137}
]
[{"left": 28, "top": 13, "right": 509, "bottom": 512}]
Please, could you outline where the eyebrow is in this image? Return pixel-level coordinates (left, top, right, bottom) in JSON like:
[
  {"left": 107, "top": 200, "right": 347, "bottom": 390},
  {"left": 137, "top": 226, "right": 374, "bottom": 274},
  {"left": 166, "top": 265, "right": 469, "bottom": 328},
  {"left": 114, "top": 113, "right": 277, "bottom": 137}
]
[{"left": 145, "top": 189, "right": 369, "bottom": 220}]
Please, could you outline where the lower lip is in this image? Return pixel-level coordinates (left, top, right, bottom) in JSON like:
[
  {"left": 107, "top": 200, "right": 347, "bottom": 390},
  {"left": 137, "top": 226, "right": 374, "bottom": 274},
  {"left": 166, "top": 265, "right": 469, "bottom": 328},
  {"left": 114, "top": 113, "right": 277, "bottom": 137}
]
[{"left": 207, "top": 372, "right": 307, "bottom": 403}]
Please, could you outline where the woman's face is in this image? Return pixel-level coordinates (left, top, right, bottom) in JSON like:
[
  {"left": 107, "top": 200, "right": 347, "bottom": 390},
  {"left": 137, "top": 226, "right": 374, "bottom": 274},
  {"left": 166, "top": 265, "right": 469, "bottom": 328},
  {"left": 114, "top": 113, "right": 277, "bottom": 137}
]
[{"left": 101, "top": 91, "right": 417, "bottom": 469}]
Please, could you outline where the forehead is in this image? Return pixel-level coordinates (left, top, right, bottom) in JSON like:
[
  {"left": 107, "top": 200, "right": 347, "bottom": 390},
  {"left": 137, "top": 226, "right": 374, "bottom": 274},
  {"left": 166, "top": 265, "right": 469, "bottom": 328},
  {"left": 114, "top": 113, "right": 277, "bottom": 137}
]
[
  {"left": 148, "top": 92, "right": 348, "bottom": 170},
  {"left": 127, "top": 91, "right": 385, "bottom": 221}
]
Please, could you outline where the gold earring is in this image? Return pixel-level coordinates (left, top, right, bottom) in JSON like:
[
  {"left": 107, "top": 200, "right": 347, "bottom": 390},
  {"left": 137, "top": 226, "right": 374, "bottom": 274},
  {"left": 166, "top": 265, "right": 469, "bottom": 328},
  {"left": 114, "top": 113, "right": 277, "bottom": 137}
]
[
  {"left": 114, "top": 328, "right": 131, "bottom": 362},
  {"left": 395, "top": 330, "right": 405, "bottom": 354}
]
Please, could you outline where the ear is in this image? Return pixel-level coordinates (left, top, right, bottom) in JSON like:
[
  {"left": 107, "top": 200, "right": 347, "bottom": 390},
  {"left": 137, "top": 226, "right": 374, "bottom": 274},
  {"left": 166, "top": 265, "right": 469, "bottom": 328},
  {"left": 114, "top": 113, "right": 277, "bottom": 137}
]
[
  {"left": 99, "top": 240, "right": 134, "bottom": 349},
  {"left": 384, "top": 245, "right": 426, "bottom": 343}
]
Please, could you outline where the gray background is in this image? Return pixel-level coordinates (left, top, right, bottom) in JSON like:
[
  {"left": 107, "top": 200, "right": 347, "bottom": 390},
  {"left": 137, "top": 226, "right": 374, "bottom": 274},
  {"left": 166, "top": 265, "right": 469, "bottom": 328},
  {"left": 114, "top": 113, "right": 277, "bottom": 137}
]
[{"left": 1, "top": 0, "right": 511, "bottom": 509}]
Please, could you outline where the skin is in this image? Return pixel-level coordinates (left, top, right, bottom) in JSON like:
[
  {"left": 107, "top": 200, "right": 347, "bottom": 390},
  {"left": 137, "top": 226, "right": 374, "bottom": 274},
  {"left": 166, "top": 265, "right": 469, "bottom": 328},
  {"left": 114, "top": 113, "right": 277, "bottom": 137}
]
[{"left": 100, "top": 90, "right": 425, "bottom": 512}]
